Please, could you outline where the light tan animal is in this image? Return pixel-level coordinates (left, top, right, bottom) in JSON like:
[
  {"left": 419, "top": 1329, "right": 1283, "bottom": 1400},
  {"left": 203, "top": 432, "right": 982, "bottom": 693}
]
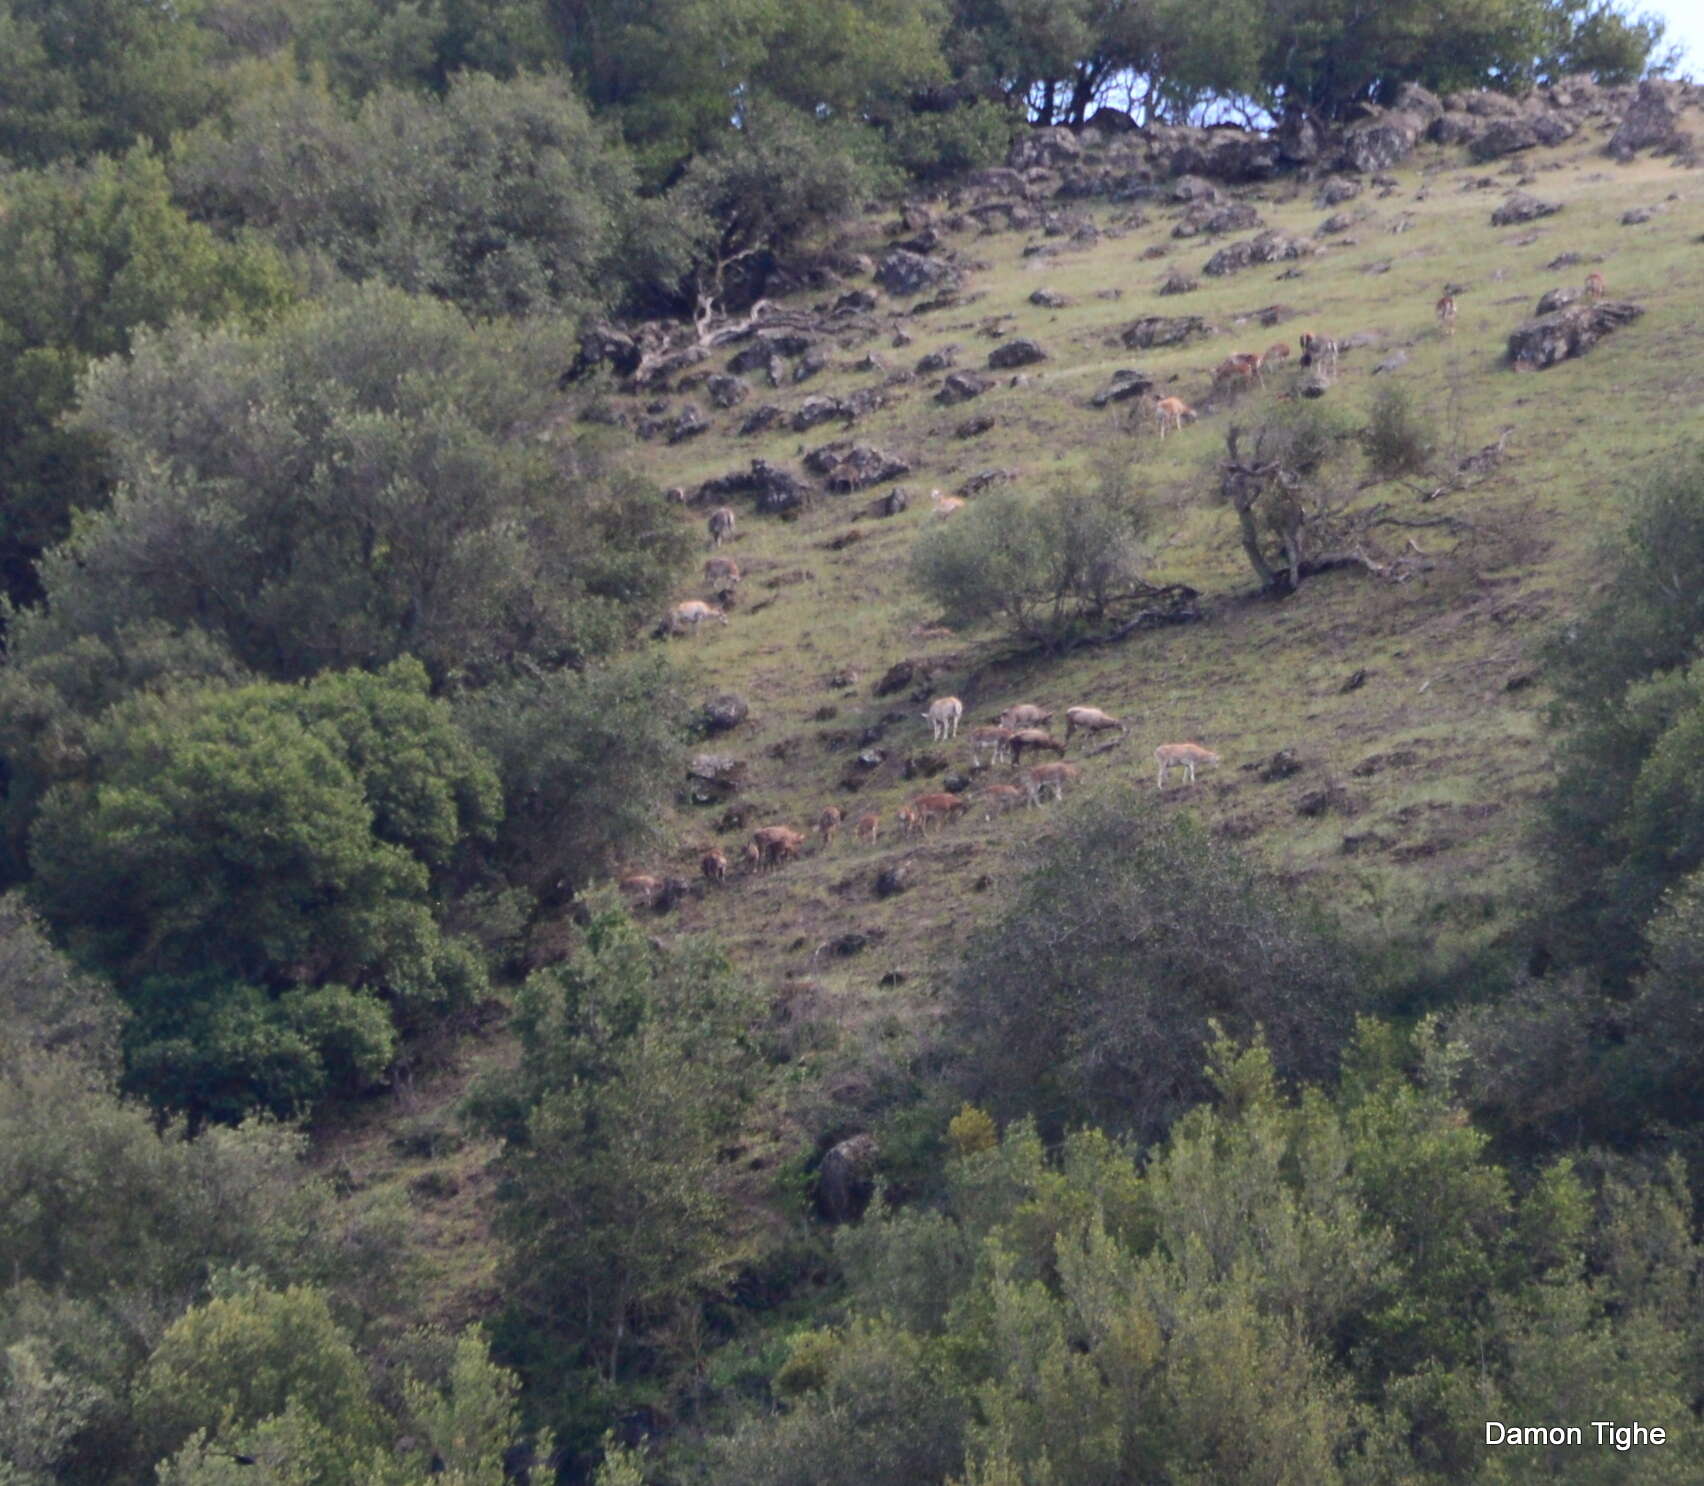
[
  {"left": 1155, "top": 742, "right": 1221, "bottom": 788},
  {"left": 704, "top": 555, "right": 741, "bottom": 586},
  {"left": 923, "top": 695, "right": 964, "bottom": 741},
  {"left": 741, "top": 841, "right": 763, "bottom": 872},
  {"left": 1064, "top": 706, "right": 1128, "bottom": 746},
  {"left": 1007, "top": 728, "right": 1067, "bottom": 766},
  {"left": 619, "top": 873, "right": 662, "bottom": 905},
  {"left": 1299, "top": 332, "right": 1338, "bottom": 376},
  {"left": 750, "top": 825, "right": 806, "bottom": 868},
  {"left": 816, "top": 806, "right": 843, "bottom": 848},
  {"left": 1025, "top": 762, "right": 1081, "bottom": 805},
  {"left": 908, "top": 792, "right": 970, "bottom": 833},
  {"left": 701, "top": 849, "right": 728, "bottom": 884},
  {"left": 854, "top": 811, "right": 880, "bottom": 844},
  {"left": 970, "top": 725, "right": 1015, "bottom": 766},
  {"left": 1155, "top": 395, "right": 1198, "bottom": 438},
  {"left": 997, "top": 704, "right": 1053, "bottom": 731},
  {"left": 667, "top": 600, "right": 728, "bottom": 637},
  {"left": 931, "top": 488, "right": 965, "bottom": 518},
  {"left": 896, "top": 804, "right": 920, "bottom": 837},
  {"left": 1264, "top": 341, "right": 1293, "bottom": 367},
  {"left": 1585, "top": 270, "right": 1606, "bottom": 301},
  {"left": 1435, "top": 295, "right": 1457, "bottom": 336},
  {"left": 708, "top": 506, "right": 736, "bottom": 547},
  {"left": 980, "top": 783, "right": 1025, "bottom": 818}
]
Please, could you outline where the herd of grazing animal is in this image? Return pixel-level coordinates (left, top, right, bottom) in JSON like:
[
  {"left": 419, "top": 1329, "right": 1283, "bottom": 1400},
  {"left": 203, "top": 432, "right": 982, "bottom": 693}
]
[{"left": 632, "top": 236, "right": 1623, "bottom": 899}]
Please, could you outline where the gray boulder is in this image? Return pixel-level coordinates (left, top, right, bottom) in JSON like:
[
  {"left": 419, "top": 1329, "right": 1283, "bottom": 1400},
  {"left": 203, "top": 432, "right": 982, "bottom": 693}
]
[
  {"left": 1507, "top": 300, "right": 1643, "bottom": 369},
  {"left": 1491, "top": 192, "right": 1562, "bottom": 226},
  {"left": 876, "top": 249, "right": 959, "bottom": 297},
  {"left": 988, "top": 338, "right": 1047, "bottom": 369},
  {"left": 1203, "top": 231, "right": 1311, "bottom": 276},
  {"left": 1120, "top": 314, "right": 1210, "bottom": 349},
  {"left": 935, "top": 370, "right": 993, "bottom": 405},
  {"left": 1091, "top": 369, "right": 1155, "bottom": 407},
  {"left": 1608, "top": 80, "right": 1687, "bottom": 159}
]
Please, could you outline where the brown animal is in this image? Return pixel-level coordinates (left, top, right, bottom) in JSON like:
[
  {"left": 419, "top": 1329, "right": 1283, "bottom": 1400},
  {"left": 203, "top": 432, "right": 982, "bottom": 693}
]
[
  {"left": 1213, "top": 351, "right": 1264, "bottom": 388},
  {"left": 931, "top": 488, "right": 965, "bottom": 518},
  {"left": 704, "top": 555, "right": 741, "bottom": 586},
  {"left": 896, "top": 804, "right": 920, "bottom": 837},
  {"left": 750, "top": 825, "right": 806, "bottom": 869},
  {"left": 666, "top": 600, "right": 728, "bottom": 637},
  {"left": 1585, "top": 270, "right": 1606, "bottom": 301},
  {"left": 854, "top": 811, "right": 880, "bottom": 844},
  {"left": 816, "top": 805, "right": 843, "bottom": 847},
  {"left": 700, "top": 849, "right": 728, "bottom": 884},
  {"left": 1154, "top": 395, "right": 1198, "bottom": 438},
  {"left": 1025, "top": 762, "right": 1081, "bottom": 805},
  {"left": 708, "top": 506, "right": 736, "bottom": 547},
  {"left": 908, "top": 792, "right": 969, "bottom": 832},
  {"left": 619, "top": 873, "right": 662, "bottom": 905},
  {"left": 1007, "top": 728, "right": 1067, "bottom": 765},
  {"left": 997, "top": 703, "right": 1053, "bottom": 731},
  {"left": 1064, "top": 706, "right": 1128, "bottom": 746},
  {"left": 1264, "top": 341, "right": 1293, "bottom": 367},
  {"left": 970, "top": 725, "right": 1015, "bottom": 766},
  {"left": 979, "top": 783, "right": 1025, "bottom": 818},
  {"left": 1435, "top": 294, "right": 1457, "bottom": 336},
  {"left": 1154, "top": 742, "right": 1221, "bottom": 788},
  {"left": 741, "top": 841, "right": 763, "bottom": 872}
]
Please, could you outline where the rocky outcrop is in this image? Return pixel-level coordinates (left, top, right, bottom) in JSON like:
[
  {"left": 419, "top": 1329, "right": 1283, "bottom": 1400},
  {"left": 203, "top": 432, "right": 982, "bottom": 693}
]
[
  {"left": 935, "top": 370, "right": 992, "bottom": 405},
  {"left": 1090, "top": 369, "right": 1155, "bottom": 407},
  {"left": 1608, "top": 80, "right": 1689, "bottom": 159},
  {"left": 1507, "top": 300, "right": 1643, "bottom": 369},
  {"left": 876, "top": 249, "right": 960, "bottom": 297},
  {"left": 1204, "top": 231, "right": 1311, "bottom": 276},
  {"left": 807, "top": 444, "right": 913, "bottom": 493},
  {"left": 1491, "top": 192, "right": 1562, "bottom": 226},
  {"left": 706, "top": 374, "right": 748, "bottom": 409},
  {"left": 988, "top": 338, "right": 1047, "bottom": 369},
  {"left": 1173, "top": 200, "right": 1263, "bottom": 238},
  {"left": 1120, "top": 314, "right": 1210, "bottom": 349}
]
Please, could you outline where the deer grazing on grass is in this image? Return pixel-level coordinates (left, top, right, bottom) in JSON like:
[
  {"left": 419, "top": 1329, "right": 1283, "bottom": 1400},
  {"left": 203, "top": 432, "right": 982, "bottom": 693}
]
[
  {"left": 997, "top": 703, "right": 1053, "bottom": 731},
  {"left": 1213, "top": 351, "right": 1264, "bottom": 389},
  {"left": 701, "top": 849, "right": 728, "bottom": 883},
  {"left": 1155, "top": 742, "right": 1221, "bottom": 788},
  {"left": 619, "top": 874, "right": 662, "bottom": 906},
  {"left": 1436, "top": 294, "right": 1457, "bottom": 336},
  {"left": 854, "top": 812, "right": 880, "bottom": 845},
  {"left": 1064, "top": 706, "right": 1128, "bottom": 747},
  {"left": 906, "top": 792, "right": 969, "bottom": 833},
  {"left": 931, "top": 488, "right": 965, "bottom": 518},
  {"left": 1264, "top": 342, "right": 1293, "bottom": 369},
  {"left": 816, "top": 806, "right": 843, "bottom": 848},
  {"left": 1025, "top": 762, "right": 1080, "bottom": 805},
  {"left": 923, "top": 695, "right": 964, "bottom": 741},
  {"left": 1006, "top": 728, "right": 1067, "bottom": 766},
  {"left": 750, "top": 825, "right": 806, "bottom": 869},
  {"left": 666, "top": 600, "right": 727, "bottom": 637},
  {"left": 704, "top": 555, "right": 741, "bottom": 586},
  {"left": 1585, "top": 270, "right": 1606, "bottom": 301},
  {"left": 1155, "top": 395, "right": 1198, "bottom": 438},
  {"left": 970, "top": 725, "right": 1015, "bottom": 766},
  {"left": 708, "top": 506, "right": 735, "bottom": 547},
  {"left": 979, "top": 783, "right": 1025, "bottom": 818}
]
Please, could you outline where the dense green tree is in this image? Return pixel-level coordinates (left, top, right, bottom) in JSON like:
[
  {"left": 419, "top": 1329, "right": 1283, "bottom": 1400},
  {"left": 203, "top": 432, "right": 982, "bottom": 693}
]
[
  {"left": 27, "top": 661, "right": 497, "bottom": 1120},
  {"left": 0, "top": 0, "right": 224, "bottom": 166},
  {"left": 0, "top": 149, "right": 293, "bottom": 615},
  {"left": 292, "top": 0, "right": 558, "bottom": 97},
  {"left": 1540, "top": 1, "right": 1673, "bottom": 84},
  {"left": 13, "top": 285, "right": 684, "bottom": 687},
  {"left": 171, "top": 71, "right": 649, "bottom": 321},
  {"left": 455, "top": 655, "right": 686, "bottom": 897},
  {"left": 465, "top": 906, "right": 763, "bottom": 1447},
  {"left": 943, "top": 799, "right": 1362, "bottom": 1142},
  {"left": 1541, "top": 446, "right": 1704, "bottom": 978}
]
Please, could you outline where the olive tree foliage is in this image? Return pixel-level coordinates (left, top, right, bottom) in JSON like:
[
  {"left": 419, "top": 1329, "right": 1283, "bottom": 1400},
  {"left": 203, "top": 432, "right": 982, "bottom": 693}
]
[
  {"left": 455, "top": 654, "right": 687, "bottom": 897},
  {"left": 27, "top": 660, "right": 499, "bottom": 1121},
  {"left": 942, "top": 797, "right": 1362, "bottom": 1143},
  {"left": 1540, "top": 445, "right": 1704, "bottom": 979},
  {"left": 12, "top": 284, "right": 688, "bottom": 688},
  {"left": 712, "top": 1034, "right": 1704, "bottom": 1485},
  {"left": 909, "top": 478, "right": 1160, "bottom": 652},
  {"left": 0, "top": 148, "right": 293, "bottom": 615},
  {"left": 0, "top": 0, "right": 225, "bottom": 166},
  {"left": 464, "top": 907, "right": 764, "bottom": 1444},
  {"left": 171, "top": 71, "right": 654, "bottom": 321}
]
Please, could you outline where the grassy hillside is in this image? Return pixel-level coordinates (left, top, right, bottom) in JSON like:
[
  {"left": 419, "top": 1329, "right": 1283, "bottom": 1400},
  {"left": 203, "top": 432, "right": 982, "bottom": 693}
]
[{"left": 326, "top": 110, "right": 1704, "bottom": 1330}]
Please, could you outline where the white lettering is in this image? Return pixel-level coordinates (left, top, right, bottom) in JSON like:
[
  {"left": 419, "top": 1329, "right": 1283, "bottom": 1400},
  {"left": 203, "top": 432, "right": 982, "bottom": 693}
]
[{"left": 1486, "top": 1423, "right": 1506, "bottom": 1444}]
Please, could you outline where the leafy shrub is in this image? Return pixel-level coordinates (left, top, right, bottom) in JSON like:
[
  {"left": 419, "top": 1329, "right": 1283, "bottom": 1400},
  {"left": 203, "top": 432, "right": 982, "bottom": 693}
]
[
  {"left": 883, "top": 100, "right": 1017, "bottom": 182},
  {"left": 1361, "top": 380, "right": 1438, "bottom": 479},
  {"left": 909, "top": 479, "right": 1153, "bottom": 650}
]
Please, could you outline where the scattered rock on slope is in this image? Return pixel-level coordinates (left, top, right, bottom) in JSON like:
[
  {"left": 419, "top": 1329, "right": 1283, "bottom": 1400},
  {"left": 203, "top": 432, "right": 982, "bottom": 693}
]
[{"left": 1508, "top": 300, "right": 1643, "bottom": 369}]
